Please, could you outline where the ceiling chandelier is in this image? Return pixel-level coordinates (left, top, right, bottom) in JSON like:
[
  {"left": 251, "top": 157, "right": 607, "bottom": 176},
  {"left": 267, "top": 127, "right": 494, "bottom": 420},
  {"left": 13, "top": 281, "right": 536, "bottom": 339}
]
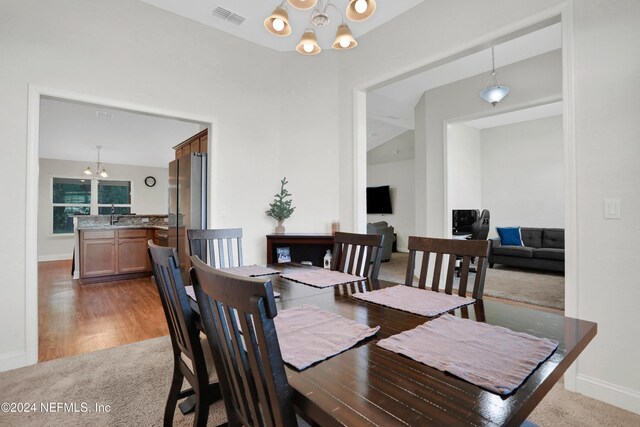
[
  {"left": 479, "top": 47, "right": 511, "bottom": 106},
  {"left": 264, "top": 0, "right": 376, "bottom": 55},
  {"left": 83, "top": 145, "right": 109, "bottom": 178}
]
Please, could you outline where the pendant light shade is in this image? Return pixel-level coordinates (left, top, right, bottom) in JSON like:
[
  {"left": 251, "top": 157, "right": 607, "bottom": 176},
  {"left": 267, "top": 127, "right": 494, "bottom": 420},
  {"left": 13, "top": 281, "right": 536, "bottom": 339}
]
[
  {"left": 264, "top": 5, "right": 292, "bottom": 37},
  {"left": 296, "top": 29, "right": 321, "bottom": 55},
  {"left": 346, "top": 0, "right": 376, "bottom": 22},
  {"left": 332, "top": 24, "right": 357, "bottom": 50},
  {"left": 287, "top": 0, "right": 317, "bottom": 10},
  {"left": 479, "top": 47, "right": 510, "bottom": 106},
  {"left": 83, "top": 145, "right": 109, "bottom": 178}
]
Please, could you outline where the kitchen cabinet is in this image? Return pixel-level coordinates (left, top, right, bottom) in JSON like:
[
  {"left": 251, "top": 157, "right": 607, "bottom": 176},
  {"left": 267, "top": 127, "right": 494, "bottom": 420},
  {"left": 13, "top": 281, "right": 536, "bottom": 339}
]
[
  {"left": 79, "top": 228, "right": 153, "bottom": 284},
  {"left": 173, "top": 129, "right": 208, "bottom": 159}
]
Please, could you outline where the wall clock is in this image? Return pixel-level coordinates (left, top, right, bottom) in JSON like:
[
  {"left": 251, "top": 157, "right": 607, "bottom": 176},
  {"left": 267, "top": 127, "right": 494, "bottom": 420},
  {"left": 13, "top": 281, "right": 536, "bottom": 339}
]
[{"left": 144, "top": 176, "right": 156, "bottom": 187}]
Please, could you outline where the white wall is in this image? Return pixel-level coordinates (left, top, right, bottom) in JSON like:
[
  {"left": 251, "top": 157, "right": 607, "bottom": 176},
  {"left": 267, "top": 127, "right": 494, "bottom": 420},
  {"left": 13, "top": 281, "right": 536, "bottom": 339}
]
[
  {"left": 37, "top": 158, "right": 168, "bottom": 261},
  {"left": 367, "top": 159, "right": 415, "bottom": 252},
  {"left": 336, "top": 0, "right": 640, "bottom": 415},
  {"left": 447, "top": 124, "right": 482, "bottom": 236},
  {"left": 481, "top": 115, "right": 564, "bottom": 236}
]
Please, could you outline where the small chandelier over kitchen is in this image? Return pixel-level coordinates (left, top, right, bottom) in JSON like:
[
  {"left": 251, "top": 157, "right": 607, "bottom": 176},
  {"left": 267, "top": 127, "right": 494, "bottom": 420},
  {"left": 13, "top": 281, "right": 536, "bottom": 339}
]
[
  {"left": 83, "top": 145, "right": 109, "bottom": 178},
  {"left": 264, "top": 0, "right": 376, "bottom": 56},
  {"left": 479, "top": 47, "right": 511, "bottom": 106}
]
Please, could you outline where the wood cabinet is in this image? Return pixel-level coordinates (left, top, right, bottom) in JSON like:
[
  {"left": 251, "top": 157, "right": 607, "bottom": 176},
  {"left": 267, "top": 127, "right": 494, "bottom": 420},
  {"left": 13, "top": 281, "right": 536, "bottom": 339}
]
[
  {"left": 174, "top": 129, "right": 208, "bottom": 159},
  {"left": 266, "top": 234, "right": 335, "bottom": 267},
  {"left": 79, "top": 228, "right": 154, "bottom": 284}
]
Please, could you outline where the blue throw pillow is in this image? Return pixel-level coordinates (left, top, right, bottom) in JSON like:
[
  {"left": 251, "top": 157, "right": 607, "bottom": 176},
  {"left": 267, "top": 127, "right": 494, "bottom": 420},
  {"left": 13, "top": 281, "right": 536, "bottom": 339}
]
[{"left": 497, "top": 227, "right": 524, "bottom": 246}]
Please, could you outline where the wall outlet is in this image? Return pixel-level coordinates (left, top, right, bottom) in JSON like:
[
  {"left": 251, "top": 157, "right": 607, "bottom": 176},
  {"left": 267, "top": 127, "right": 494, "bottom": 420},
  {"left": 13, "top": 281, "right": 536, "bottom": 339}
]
[
  {"left": 141, "top": 217, "right": 150, "bottom": 223},
  {"left": 604, "top": 198, "right": 621, "bottom": 219}
]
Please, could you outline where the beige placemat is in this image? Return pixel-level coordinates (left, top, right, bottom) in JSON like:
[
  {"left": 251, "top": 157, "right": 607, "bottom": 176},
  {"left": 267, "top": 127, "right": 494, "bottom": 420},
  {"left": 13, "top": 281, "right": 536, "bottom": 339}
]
[
  {"left": 185, "top": 286, "right": 280, "bottom": 300},
  {"left": 352, "top": 285, "right": 474, "bottom": 317},
  {"left": 219, "top": 265, "right": 281, "bottom": 277},
  {"left": 377, "top": 314, "right": 559, "bottom": 395},
  {"left": 281, "top": 268, "right": 364, "bottom": 288},
  {"left": 274, "top": 304, "right": 379, "bottom": 370}
]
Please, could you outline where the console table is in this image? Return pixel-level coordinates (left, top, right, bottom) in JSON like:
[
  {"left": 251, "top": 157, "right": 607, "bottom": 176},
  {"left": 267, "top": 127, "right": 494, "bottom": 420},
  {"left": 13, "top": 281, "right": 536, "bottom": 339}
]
[{"left": 266, "top": 234, "right": 334, "bottom": 267}]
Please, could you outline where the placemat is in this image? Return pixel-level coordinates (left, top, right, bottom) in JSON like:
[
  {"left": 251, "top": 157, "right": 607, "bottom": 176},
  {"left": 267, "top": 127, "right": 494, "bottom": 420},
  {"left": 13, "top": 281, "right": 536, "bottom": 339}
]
[
  {"left": 219, "top": 264, "right": 281, "bottom": 277},
  {"left": 377, "top": 314, "right": 559, "bottom": 394},
  {"left": 185, "top": 286, "right": 280, "bottom": 300},
  {"left": 352, "top": 285, "right": 474, "bottom": 317},
  {"left": 274, "top": 304, "right": 379, "bottom": 370},
  {"left": 281, "top": 268, "right": 364, "bottom": 288}
]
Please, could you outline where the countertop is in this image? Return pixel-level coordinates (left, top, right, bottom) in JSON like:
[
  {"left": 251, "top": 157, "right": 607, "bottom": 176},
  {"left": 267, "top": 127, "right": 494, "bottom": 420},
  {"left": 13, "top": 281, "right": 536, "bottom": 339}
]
[{"left": 77, "top": 224, "right": 169, "bottom": 231}]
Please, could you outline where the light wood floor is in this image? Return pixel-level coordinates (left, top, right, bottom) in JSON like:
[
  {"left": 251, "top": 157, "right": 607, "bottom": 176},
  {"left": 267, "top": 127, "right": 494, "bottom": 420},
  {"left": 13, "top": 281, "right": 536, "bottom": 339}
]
[{"left": 38, "top": 260, "right": 168, "bottom": 362}]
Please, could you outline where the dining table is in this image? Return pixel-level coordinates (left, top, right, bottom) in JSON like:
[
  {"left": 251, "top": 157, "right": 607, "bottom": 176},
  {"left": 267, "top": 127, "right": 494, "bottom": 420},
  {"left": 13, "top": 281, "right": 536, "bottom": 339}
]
[{"left": 189, "top": 263, "right": 597, "bottom": 427}]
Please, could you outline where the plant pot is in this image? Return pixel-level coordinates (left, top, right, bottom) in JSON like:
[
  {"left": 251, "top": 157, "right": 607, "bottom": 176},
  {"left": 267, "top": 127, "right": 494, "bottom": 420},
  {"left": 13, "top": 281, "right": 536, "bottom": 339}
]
[{"left": 275, "top": 220, "right": 285, "bottom": 234}]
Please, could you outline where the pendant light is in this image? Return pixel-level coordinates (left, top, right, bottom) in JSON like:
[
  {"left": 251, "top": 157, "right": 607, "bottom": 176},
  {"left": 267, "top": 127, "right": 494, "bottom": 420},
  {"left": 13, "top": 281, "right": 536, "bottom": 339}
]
[
  {"left": 288, "top": 0, "right": 318, "bottom": 10},
  {"left": 296, "top": 29, "right": 321, "bottom": 55},
  {"left": 264, "top": 3, "right": 292, "bottom": 37},
  {"left": 332, "top": 24, "right": 357, "bottom": 50},
  {"left": 479, "top": 47, "right": 510, "bottom": 106},
  {"left": 346, "top": 0, "right": 376, "bottom": 22},
  {"left": 83, "top": 145, "right": 109, "bottom": 178}
]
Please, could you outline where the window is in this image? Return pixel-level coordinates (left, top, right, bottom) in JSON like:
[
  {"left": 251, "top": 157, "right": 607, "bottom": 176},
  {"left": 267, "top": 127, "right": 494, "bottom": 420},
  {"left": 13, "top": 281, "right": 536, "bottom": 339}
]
[{"left": 51, "top": 177, "right": 132, "bottom": 234}]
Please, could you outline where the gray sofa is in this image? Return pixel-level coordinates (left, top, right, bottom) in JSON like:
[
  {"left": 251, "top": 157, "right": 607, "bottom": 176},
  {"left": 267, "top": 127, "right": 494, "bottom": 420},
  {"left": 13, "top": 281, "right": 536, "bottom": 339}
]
[
  {"left": 489, "top": 227, "right": 564, "bottom": 273},
  {"left": 367, "top": 221, "right": 394, "bottom": 261}
]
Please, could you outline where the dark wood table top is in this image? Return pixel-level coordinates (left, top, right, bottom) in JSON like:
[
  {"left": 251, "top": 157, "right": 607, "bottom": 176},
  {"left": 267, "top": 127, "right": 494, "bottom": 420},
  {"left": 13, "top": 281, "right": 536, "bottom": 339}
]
[{"left": 193, "top": 263, "right": 597, "bottom": 427}]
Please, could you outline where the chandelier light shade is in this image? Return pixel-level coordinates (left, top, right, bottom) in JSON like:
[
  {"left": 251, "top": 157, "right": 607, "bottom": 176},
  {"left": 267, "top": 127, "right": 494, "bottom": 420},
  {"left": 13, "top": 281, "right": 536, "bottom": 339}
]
[
  {"left": 287, "top": 0, "right": 318, "bottom": 10},
  {"left": 332, "top": 24, "right": 357, "bottom": 50},
  {"left": 296, "top": 29, "right": 321, "bottom": 55},
  {"left": 479, "top": 47, "right": 510, "bottom": 106},
  {"left": 264, "top": 5, "right": 292, "bottom": 37},
  {"left": 346, "top": 0, "right": 376, "bottom": 22},
  {"left": 266, "top": 0, "right": 376, "bottom": 55},
  {"left": 83, "top": 145, "right": 109, "bottom": 178}
]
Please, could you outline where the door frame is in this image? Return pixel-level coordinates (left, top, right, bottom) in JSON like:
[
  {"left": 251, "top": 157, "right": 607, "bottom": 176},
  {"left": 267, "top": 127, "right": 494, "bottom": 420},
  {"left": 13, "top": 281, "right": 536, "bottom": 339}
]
[{"left": 25, "top": 85, "right": 216, "bottom": 364}]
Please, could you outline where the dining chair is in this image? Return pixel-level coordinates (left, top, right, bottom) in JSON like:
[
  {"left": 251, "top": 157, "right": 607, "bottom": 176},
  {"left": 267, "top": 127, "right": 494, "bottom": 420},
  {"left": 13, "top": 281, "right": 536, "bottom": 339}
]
[
  {"left": 456, "top": 209, "right": 490, "bottom": 276},
  {"left": 148, "top": 241, "right": 222, "bottom": 427},
  {"left": 189, "top": 256, "right": 301, "bottom": 427},
  {"left": 188, "top": 228, "right": 243, "bottom": 268},
  {"left": 331, "top": 231, "right": 384, "bottom": 280},
  {"left": 405, "top": 236, "right": 490, "bottom": 299}
]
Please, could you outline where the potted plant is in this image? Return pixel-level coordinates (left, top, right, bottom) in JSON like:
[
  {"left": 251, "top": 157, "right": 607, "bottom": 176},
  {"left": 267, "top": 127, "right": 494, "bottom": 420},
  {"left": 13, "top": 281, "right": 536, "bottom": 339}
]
[{"left": 266, "top": 177, "right": 295, "bottom": 234}]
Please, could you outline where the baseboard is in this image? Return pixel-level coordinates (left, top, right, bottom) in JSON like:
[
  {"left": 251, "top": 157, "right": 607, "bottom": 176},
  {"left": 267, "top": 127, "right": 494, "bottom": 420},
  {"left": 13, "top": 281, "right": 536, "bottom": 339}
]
[
  {"left": 38, "top": 253, "right": 73, "bottom": 262},
  {"left": 576, "top": 373, "right": 640, "bottom": 415},
  {"left": 0, "top": 350, "right": 27, "bottom": 372}
]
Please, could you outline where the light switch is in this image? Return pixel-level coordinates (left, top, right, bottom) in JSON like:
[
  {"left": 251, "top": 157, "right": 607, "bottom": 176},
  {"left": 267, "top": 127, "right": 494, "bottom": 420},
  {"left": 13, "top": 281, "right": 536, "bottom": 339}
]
[{"left": 604, "top": 198, "right": 621, "bottom": 219}]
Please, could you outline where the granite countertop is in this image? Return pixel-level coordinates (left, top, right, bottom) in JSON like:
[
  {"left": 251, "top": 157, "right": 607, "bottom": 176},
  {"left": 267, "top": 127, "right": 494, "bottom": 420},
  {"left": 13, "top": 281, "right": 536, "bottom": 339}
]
[{"left": 77, "top": 224, "right": 169, "bottom": 231}]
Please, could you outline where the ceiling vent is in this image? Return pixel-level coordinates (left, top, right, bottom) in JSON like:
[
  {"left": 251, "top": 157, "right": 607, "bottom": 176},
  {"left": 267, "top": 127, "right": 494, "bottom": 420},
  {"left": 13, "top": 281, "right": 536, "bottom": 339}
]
[{"left": 212, "top": 7, "right": 246, "bottom": 26}]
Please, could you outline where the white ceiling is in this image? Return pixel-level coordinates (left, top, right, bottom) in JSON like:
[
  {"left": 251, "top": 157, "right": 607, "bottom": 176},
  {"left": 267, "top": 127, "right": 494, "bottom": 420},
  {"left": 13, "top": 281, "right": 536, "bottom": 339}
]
[
  {"left": 367, "top": 23, "right": 562, "bottom": 151},
  {"left": 39, "top": 98, "right": 202, "bottom": 168},
  {"left": 139, "top": 0, "right": 424, "bottom": 52}
]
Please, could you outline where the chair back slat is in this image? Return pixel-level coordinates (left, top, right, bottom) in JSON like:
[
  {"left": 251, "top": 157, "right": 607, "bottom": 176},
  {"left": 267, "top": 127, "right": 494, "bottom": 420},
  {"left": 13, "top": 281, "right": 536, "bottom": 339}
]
[
  {"left": 331, "top": 232, "right": 384, "bottom": 279},
  {"left": 405, "top": 236, "right": 490, "bottom": 299},
  {"left": 188, "top": 228, "right": 243, "bottom": 269},
  {"left": 190, "top": 256, "right": 298, "bottom": 427},
  {"left": 148, "top": 241, "right": 207, "bottom": 379}
]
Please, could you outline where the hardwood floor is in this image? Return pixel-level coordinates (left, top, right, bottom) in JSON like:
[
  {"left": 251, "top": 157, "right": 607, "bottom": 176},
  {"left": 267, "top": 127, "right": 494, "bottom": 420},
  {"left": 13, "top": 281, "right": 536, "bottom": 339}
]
[{"left": 38, "top": 260, "right": 168, "bottom": 362}]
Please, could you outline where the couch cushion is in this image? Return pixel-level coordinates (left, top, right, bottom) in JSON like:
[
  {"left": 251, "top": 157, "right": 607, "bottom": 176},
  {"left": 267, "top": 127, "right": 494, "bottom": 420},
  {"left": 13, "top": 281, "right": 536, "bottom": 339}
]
[
  {"left": 542, "top": 229, "right": 564, "bottom": 249},
  {"left": 369, "top": 221, "right": 389, "bottom": 228},
  {"left": 492, "top": 246, "right": 534, "bottom": 258},
  {"left": 532, "top": 248, "right": 565, "bottom": 261},
  {"left": 521, "top": 228, "right": 543, "bottom": 248},
  {"left": 496, "top": 227, "right": 524, "bottom": 246}
]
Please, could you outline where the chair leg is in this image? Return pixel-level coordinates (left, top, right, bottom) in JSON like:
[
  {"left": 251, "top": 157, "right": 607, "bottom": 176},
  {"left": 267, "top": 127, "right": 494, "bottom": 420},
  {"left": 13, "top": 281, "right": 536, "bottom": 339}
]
[
  {"left": 193, "top": 397, "right": 209, "bottom": 427},
  {"left": 164, "top": 366, "right": 184, "bottom": 427},
  {"left": 179, "top": 394, "right": 196, "bottom": 414}
]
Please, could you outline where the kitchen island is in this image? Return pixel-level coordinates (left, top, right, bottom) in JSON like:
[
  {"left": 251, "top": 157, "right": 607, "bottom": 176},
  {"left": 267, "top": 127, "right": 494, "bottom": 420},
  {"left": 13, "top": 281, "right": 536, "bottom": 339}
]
[{"left": 73, "top": 215, "right": 168, "bottom": 284}]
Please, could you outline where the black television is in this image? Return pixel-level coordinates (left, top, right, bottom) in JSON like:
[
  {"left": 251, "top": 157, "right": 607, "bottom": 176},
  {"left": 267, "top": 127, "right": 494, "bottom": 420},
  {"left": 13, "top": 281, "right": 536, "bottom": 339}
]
[
  {"left": 367, "top": 185, "right": 392, "bottom": 214},
  {"left": 452, "top": 209, "right": 478, "bottom": 235}
]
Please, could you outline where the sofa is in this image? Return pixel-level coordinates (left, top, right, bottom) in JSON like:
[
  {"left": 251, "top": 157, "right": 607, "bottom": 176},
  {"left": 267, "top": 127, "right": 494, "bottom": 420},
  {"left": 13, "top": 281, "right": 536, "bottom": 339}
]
[
  {"left": 366, "top": 221, "right": 395, "bottom": 261},
  {"left": 489, "top": 227, "right": 564, "bottom": 273}
]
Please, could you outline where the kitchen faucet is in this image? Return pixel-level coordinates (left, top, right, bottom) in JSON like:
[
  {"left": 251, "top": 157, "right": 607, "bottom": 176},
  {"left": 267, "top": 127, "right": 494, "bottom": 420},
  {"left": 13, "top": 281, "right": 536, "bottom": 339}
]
[{"left": 110, "top": 204, "right": 118, "bottom": 225}]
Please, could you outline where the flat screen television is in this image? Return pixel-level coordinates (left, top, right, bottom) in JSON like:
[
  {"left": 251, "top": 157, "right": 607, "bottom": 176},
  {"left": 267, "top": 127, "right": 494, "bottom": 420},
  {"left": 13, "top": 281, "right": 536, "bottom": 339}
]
[
  {"left": 367, "top": 185, "right": 392, "bottom": 214},
  {"left": 452, "top": 209, "right": 478, "bottom": 235}
]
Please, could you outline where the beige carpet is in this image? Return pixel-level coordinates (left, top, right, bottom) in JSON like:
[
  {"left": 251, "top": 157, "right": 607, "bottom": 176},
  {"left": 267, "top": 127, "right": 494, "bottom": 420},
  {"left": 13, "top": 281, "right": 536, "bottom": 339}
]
[
  {"left": 0, "top": 337, "right": 638, "bottom": 426},
  {"left": 380, "top": 253, "right": 564, "bottom": 310}
]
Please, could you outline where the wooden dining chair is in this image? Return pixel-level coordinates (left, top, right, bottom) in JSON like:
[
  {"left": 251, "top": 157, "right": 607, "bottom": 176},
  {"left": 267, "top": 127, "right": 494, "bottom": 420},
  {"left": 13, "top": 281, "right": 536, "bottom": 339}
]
[
  {"left": 331, "top": 231, "right": 384, "bottom": 280},
  {"left": 188, "top": 228, "right": 243, "bottom": 268},
  {"left": 405, "top": 236, "right": 490, "bottom": 299},
  {"left": 189, "top": 256, "right": 300, "bottom": 427},
  {"left": 148, "top": 241, "right": 222, "bottom": 427}
]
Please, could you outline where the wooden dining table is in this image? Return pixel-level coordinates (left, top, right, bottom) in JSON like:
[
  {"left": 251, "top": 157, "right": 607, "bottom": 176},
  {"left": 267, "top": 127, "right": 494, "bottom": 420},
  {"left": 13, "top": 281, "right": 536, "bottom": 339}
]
[{"left": 189, "top": 263, "right": 597, "bottom": 427}]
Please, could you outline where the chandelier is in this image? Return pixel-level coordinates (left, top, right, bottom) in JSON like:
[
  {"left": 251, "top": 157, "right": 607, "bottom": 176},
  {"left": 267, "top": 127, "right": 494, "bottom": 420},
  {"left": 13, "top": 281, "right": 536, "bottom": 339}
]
[
  {"left": 83, "top": 145, "right": 109, "bottom": 178},
  {"left": 479, "top": 47, "right": 511, "bottom": 106},
  {"left": 264, "top": 0, "right": 376, "bottom": 55}
]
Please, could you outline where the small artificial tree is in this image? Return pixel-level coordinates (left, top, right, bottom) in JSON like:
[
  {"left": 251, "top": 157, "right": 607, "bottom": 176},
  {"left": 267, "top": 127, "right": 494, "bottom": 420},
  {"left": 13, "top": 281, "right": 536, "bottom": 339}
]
[{"left": 266, "top": 177, "right": 295, "bottom": 230}]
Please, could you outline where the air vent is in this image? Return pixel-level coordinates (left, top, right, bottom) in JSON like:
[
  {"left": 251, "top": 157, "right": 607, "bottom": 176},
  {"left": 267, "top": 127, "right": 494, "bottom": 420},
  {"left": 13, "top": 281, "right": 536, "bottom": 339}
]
[{"left": 212, "top": 6, "right": 246, "bottom": 26}]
